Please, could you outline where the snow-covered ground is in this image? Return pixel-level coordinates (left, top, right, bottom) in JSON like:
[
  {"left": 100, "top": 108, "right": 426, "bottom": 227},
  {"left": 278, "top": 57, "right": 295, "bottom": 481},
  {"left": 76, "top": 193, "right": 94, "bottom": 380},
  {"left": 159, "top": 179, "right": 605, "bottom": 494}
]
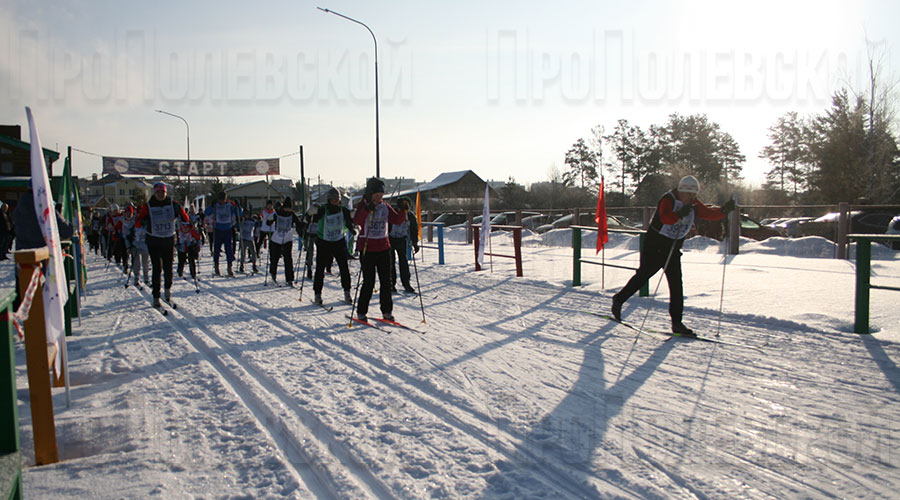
[{"left": 7, "top": 228, "right": 900, "bottom": 499}]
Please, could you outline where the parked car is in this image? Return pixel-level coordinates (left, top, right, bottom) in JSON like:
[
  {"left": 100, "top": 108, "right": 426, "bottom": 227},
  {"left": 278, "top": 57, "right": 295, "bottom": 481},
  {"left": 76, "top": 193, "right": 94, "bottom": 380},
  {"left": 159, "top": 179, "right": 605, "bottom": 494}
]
[
  {"left": 797, "top": 211, "right": 896, "bottom": 241},
  {"left": 693, "top": 213, "right": 783, "bottom": 241},
  {"left": 535, "top": 213, "right": 637, "bottom": 233},
  {"left": 765, "top": 217, "right": 815, "bottom": 237},
  {"left": 431, "top": 212, "right": 469, "bottom": 227},
  {"left": 489, "top": 211, "right": 544, "bottom": 226}
]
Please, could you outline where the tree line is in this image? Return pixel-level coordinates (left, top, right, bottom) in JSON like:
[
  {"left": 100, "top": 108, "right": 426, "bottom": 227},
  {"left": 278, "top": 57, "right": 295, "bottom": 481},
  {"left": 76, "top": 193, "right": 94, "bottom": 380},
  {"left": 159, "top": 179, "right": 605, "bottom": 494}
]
[{"left": 501, "top": 49, "right": 898, "bottom": 210}]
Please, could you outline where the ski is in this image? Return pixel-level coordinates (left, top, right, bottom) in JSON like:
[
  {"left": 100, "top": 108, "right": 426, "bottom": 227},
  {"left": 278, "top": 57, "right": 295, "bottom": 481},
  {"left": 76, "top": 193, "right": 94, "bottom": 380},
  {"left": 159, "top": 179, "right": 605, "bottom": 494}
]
[
  {"left": 600, "top": 315, "right": 673, "bottom": 341},
  {"left": 345, "top": 315, "right": 390, "bottom": 332},
  {"left": 372, "top": 317, "right": 424, "bottom": 334},
  {"left": 308, "top": 301, "right": 334, "bottom": 312},
  {"left": 668, "top": 332, "right": 762, "bottom": 350}
]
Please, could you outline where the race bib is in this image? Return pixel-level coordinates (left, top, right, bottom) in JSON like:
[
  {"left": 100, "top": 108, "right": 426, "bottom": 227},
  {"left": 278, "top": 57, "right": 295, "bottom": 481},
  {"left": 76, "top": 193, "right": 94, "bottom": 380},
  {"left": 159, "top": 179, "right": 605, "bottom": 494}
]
[
  {"left": 322, "top": 212, "right": 345, "bottom": 242},
  {"left": 215, "top": 203, "right": 233, "bottom": 226},
  {"left": 149, "top": 204, "right": 176, "bottom": 237},
  {"left": 389, "top": 219, "right": 409, "bottom": 239},
  {"left": 658, "top": 201, "right": 695, "bottom": 240}
]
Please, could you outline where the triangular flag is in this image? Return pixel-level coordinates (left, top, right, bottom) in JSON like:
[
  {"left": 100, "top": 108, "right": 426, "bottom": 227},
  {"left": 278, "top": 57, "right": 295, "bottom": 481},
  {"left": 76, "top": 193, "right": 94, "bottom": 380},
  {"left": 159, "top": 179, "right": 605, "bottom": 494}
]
[{"left": 595, "top": 178, "right": 609, "bottom": 254}]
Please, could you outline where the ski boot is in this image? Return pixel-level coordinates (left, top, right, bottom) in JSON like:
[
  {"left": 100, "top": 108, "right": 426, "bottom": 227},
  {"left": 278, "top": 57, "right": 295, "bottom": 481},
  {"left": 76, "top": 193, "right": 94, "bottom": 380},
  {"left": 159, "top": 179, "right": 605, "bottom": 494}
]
[
  {"left": 403, "top": 285, "right": 416, "bottom": 294},
  {"left": 152, "top": 296, "right": 162, "bottom": 308},
  {"left": 252, "top": 264, "right": 258, "bottom": 273},
  {"left": 227, "top": 263, "right": 234, "bottom": 277},
  {"left": 343, "top": 290, "right": 352, "bottom": 304},
  {"left": 611, "top": 295, "right": 623, "bottom": 321},
  {"left": 214, "top": 263, "right": 221, "bottom": 276},
  {"left": 671, "top": 322, "right": 696, "bottom": 337},
  {"left": 313, "top": 293, "right": 323, "bottom": 305},
  {"left": 383, "top": 313, "right": 395, "bottom": 322}
]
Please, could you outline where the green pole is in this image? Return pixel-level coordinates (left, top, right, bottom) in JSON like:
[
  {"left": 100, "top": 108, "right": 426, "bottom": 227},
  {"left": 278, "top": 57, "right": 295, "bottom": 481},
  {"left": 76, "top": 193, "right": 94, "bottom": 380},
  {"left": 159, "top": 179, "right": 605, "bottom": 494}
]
[
  {"left": 572, "top": 227, "right": 582, "bottom": 286},
  {"left": 854, "top": 238, "right": 871, "bottom": 334}
]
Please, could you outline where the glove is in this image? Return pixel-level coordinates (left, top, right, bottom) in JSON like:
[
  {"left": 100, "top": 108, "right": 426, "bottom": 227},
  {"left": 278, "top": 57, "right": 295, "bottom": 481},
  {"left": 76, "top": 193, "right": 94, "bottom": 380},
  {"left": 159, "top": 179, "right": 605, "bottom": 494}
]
[
  {"left": 413, "top": 244, "right": 420, "bottom": 254},
  {"left": 675, "top": 203, "right": 694, "bottom": 219},
  {"left": 722, "top": 199, "right": 736, "bottom": 213}
]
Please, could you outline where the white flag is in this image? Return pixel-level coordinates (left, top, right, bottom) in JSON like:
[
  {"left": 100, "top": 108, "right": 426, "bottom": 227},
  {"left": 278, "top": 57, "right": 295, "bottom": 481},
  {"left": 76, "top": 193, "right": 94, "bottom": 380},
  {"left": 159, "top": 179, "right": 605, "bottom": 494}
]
[
  {"left": 26, "top": 107, "right": 68, "bottom": 373},
  {"left": 477, "top": 183, "right": 490, "bottom": 267}
]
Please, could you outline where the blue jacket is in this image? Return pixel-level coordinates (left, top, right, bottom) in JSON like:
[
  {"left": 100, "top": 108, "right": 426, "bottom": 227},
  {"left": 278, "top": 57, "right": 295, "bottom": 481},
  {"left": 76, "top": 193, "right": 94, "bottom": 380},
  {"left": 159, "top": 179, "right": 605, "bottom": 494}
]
[{"left": 204, "top": 201, "right": 242, "bottom": 231}]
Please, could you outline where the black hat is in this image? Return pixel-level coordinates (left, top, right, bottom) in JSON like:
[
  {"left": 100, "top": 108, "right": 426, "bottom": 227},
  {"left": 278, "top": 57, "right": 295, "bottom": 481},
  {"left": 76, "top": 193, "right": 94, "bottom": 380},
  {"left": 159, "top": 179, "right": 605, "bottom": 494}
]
[
  {"left": 364, "top": 177, "right": 385, "bottom": 196},
  {"left": 217, "top": 191, "right": 226, "bottom": 200},
  {"left": 327, "top": 187, "right": 341, "bottom": 201},
  {"left": 282, "top": 197, "right": 292, "bottom": 208}
]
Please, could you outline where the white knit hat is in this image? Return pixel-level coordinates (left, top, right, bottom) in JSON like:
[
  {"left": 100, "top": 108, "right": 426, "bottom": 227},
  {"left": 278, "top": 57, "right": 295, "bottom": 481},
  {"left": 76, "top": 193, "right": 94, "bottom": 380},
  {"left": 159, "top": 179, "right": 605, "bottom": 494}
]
[{"left": 677, "top": 175, "right": 700, "bottom": 194}]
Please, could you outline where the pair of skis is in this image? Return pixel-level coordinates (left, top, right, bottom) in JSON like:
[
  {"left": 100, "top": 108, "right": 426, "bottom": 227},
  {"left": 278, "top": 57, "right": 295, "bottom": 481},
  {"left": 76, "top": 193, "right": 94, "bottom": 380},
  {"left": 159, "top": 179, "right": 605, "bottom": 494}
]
[
  {"left": 575, "top": 309, "right": 759, "bottom": 349},
  {"left": 346, "top": 315, "right": 424, "bottom": 334}
]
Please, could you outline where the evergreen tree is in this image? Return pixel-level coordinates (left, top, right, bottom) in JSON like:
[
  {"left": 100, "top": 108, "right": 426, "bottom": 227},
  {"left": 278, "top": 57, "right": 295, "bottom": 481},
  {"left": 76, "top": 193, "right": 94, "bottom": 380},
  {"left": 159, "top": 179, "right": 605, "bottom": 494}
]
[{"left": 563, "top": 138, "right": 600, "bottom": 189}]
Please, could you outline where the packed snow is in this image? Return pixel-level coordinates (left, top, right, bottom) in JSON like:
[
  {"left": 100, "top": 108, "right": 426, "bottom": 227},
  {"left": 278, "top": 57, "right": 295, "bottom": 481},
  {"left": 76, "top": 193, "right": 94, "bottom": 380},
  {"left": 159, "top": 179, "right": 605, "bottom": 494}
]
[{"left": 7, "top": 228, "right": 900, "bottom": 499}]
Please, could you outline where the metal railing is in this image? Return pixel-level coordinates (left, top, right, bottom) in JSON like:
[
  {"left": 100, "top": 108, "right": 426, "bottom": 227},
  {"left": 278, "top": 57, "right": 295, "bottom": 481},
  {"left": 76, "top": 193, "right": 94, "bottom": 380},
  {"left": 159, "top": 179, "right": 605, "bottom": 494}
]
[{"left": 848, "top": 234, "right": 900, "bottom": 334}]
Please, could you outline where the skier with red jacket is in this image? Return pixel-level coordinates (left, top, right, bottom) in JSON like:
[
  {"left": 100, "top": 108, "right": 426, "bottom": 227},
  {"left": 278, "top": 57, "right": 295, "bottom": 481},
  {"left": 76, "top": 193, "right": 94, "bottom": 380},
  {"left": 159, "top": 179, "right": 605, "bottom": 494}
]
[
  {"left": 611, "top": 175, "right": 735, "bottom": 335},
  {"left": 353, "top": 178, "right": 407, "bottom": 322}
]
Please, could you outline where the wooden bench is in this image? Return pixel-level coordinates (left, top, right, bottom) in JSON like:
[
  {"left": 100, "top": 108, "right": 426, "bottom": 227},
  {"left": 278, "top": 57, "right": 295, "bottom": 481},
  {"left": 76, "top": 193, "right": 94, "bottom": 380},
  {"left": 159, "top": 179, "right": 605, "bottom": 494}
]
[{"left": 0, "top": 287, "right": 23, "bottom": 499}]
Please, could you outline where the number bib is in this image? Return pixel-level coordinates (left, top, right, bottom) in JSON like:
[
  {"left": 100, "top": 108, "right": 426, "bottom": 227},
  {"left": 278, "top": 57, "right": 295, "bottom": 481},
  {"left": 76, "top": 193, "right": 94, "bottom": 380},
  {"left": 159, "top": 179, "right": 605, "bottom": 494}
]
[
  {"left": 657, "top": 201, "right": 695, "bottom": 240},
  {"left": 215, "top": 203, "right": 233, "bottom": 226},
  {"left": 367, "top": 204, "right": 389, "bottom": 239},
  {"left": 149, "top": 204, "right": 176, "bottom": 237},
  {"left": 241, "top": 220, "right": 256, "bottom": 240},
  {"left": 274, "top": 214, "right": 293, "bottom": 237},
  {"left": 389, "top": 219, "right": 409, "bottom": 239},
  {"left": 321, "top": 212, "right": 345, "bottom": 242}
]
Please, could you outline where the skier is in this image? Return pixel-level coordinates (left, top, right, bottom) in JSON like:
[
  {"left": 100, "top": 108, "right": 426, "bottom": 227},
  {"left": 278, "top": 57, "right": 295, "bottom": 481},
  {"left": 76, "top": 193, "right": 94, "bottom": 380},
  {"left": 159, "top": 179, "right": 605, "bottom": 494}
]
[
  {"left": 131, "top": 224, "right": 150, "bottom": 287},
  {"left": 204, "top": 191, "right": 242, "bottom": 276},
  {"left": 388, "top": 197, "right": 419, "bottom": 294},
  {"left": 239, "top": 212, "right": 259, "bottom": 273},
  {"left": 312, "top": 188, "right": 356, "bottom": 305},
  {"left": 257, "top": 199, "right": 276, "bottom": 253},
  {"left": 134, "top": 182, "right": 190, "bottom": 308},
  {"left": 176, "top": 219, "right": 202, "bottom": 281},
  {"left": 116, "top": 205, "right": 136, "bottom": 277},
  {"left": 106, "top": 204, "right": 124, "bottom": 265},
  {"left": 266, "top": 197, "right": 303, "bottom": 286},
  {"left": 353, "top": 178, "right": 407, "bottom": 322},
  {"left": 610, "top": 175, "right": 735, "bottom": 335}
]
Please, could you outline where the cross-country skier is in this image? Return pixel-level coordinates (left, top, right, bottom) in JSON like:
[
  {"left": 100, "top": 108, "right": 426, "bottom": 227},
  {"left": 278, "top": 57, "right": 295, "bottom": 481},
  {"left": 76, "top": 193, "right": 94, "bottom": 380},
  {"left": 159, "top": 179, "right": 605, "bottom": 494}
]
[
  {"left": 388, "top": 196, "right": 419, "bottom": 294},
  {"left": 176, "top": 219, "right": 202, "bottom": 280},
  {"left": 257, "top": 199, "right": 276, "bottom": 253},
  {"left": 204, "top": 191, "right": 242, "bottom": 276},
  {"left": 134, "top": 182, "right": 190, "bottom": 308},
  {"left": 610, "top": 175, "right": 736, "bottom": 335},
  {"left": 239, "top": 212, "right": 258, "bottom": 273},
  {"left": 131, "top": 224, "right": 150, "bottom": 287},
  {"left": 312, "top": 188, "right": 356, "bottom": 305},
  {"left": 266, "top": 197, "right": 303, "bottom": 286},
  {"left": 353, "top": 178, "right": 407, "bottom": 322}
]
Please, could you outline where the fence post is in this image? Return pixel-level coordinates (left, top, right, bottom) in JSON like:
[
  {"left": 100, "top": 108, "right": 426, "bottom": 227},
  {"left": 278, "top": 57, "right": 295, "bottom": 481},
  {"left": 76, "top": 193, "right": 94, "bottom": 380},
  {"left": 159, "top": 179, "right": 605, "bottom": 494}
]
[
  {"left": 427, "top": 211, "right": 433, "bottom": 242},
  {"left": 13, "top": 247, "right": 59, "bottom": 465},
  {"left": 572, "top": 227, "right": 582, "bottom": 286},
  {"left": 513, "top": 228, "right": 523, "bottom": 277},
  {"left": 728, "top": 210, "right": 740, "bottom": 255},
  {"left": 838, "top": 202, "right": 849, "bottom": 260},
  {"left": 473, "top": 225, "right": 481, "bottom": 271},
  {"left": 436, "top": 224, "right": 445, "bottom": 265},
  {"left": 466, "top": 211, "right": 473, "bottom": 245},
  {"left": 639, "top": 233, "right": 649, "bottom": 297},
  {"left": 854, "top": 237, "right": 871, "bottom": 334}
]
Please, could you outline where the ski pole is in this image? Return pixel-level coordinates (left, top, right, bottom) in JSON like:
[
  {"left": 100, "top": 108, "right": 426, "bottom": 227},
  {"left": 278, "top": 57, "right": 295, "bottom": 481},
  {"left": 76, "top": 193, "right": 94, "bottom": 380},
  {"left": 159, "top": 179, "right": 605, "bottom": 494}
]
[
  {"left": 410, "top": 242, "right": 426, "bottom": 324},
  {"left": 298, "top": 236, "right": 310, "bottom": 301},
  {"left": 715, "top": 193, "right": 737, "bottom": 338}
]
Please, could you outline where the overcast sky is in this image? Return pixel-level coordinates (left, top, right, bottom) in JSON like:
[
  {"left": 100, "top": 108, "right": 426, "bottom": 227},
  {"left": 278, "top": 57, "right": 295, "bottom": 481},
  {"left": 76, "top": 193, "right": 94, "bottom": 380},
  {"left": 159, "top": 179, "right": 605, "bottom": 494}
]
[{"left": 2, "top": 0, "right": 898, "bottom": 189}]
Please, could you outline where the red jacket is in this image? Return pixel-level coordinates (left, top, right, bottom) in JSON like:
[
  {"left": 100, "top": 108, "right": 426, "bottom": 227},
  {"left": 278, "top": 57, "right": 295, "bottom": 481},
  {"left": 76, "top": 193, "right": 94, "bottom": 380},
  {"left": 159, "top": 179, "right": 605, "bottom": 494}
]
[{"left": 353, "top": 200, "right": 406, "bottom": 253}]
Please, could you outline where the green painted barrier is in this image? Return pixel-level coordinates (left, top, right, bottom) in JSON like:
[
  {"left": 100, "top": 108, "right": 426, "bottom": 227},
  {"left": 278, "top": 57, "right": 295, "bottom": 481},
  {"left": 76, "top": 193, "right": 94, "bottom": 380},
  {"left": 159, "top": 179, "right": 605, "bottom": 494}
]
[
  {"left": 849, "top": 234, "right": 900, "bottom": 334},
  {"left": 571, "top": 226, "right": 648, "bottom": 296},
  {"left": 0, "top": 287, "right": 23, "bottom": 499}
]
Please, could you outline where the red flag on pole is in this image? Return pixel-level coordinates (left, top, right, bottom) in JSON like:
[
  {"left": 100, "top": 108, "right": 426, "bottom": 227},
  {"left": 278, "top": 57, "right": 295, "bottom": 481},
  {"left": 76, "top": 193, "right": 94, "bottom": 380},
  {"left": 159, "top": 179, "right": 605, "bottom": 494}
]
[{"left": 595, "top": 178, "right": 609, "bottom": 254}]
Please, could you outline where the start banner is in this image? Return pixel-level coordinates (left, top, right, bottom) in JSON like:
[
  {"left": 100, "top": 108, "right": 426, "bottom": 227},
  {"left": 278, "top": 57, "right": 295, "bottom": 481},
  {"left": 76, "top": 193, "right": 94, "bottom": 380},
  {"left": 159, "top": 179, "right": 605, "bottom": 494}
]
[{"left": 102, "top": 156, "right": 280, "bottom": 177}]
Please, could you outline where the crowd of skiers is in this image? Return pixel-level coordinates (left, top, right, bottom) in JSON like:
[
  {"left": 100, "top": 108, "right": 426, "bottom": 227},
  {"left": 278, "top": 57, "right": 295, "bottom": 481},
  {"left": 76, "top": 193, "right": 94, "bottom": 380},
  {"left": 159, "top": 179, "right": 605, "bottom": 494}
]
[{"left": 86, "top": 178, "right": 421, "bottom": 320}]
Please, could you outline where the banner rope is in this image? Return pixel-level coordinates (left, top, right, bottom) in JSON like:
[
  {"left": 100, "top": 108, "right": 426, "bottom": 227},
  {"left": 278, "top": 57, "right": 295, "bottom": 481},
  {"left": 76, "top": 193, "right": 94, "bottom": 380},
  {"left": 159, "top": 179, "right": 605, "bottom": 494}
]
[{"left": 2, "top": 266, "right": 44, "bottom": 340}]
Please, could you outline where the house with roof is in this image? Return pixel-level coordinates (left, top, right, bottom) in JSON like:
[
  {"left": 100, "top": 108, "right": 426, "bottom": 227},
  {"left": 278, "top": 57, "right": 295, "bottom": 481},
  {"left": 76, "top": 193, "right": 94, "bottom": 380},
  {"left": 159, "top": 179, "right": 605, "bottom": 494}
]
[
  {"left": 0, "top": 125, "right": 60, "bottom": 208},
  {"left": 224, "top": 179, "right": 297, "bottom": 213},
  {"left": 390, "top": 170, "right": 496, "bottom": 210},
  {"left": 84, "top": 172, "right": 152, "bottom": 209}
]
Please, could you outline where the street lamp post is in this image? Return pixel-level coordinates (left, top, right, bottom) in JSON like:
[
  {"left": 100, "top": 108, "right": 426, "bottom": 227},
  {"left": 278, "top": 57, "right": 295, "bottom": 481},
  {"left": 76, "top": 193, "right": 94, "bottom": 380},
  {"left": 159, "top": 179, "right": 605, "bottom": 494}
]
[
  {"left": 317, "top": 6, "right": 380, "bottom": 178},
  {"left": 154, "top": 109, "right": 191, "bottom": 204}
]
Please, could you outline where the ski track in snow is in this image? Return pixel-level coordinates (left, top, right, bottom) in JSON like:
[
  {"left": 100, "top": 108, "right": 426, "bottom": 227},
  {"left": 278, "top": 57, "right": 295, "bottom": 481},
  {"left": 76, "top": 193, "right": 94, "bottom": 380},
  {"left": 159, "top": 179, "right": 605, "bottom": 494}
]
[{"left": 14, "top": 237, "right": 900, "bottom": 499}]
